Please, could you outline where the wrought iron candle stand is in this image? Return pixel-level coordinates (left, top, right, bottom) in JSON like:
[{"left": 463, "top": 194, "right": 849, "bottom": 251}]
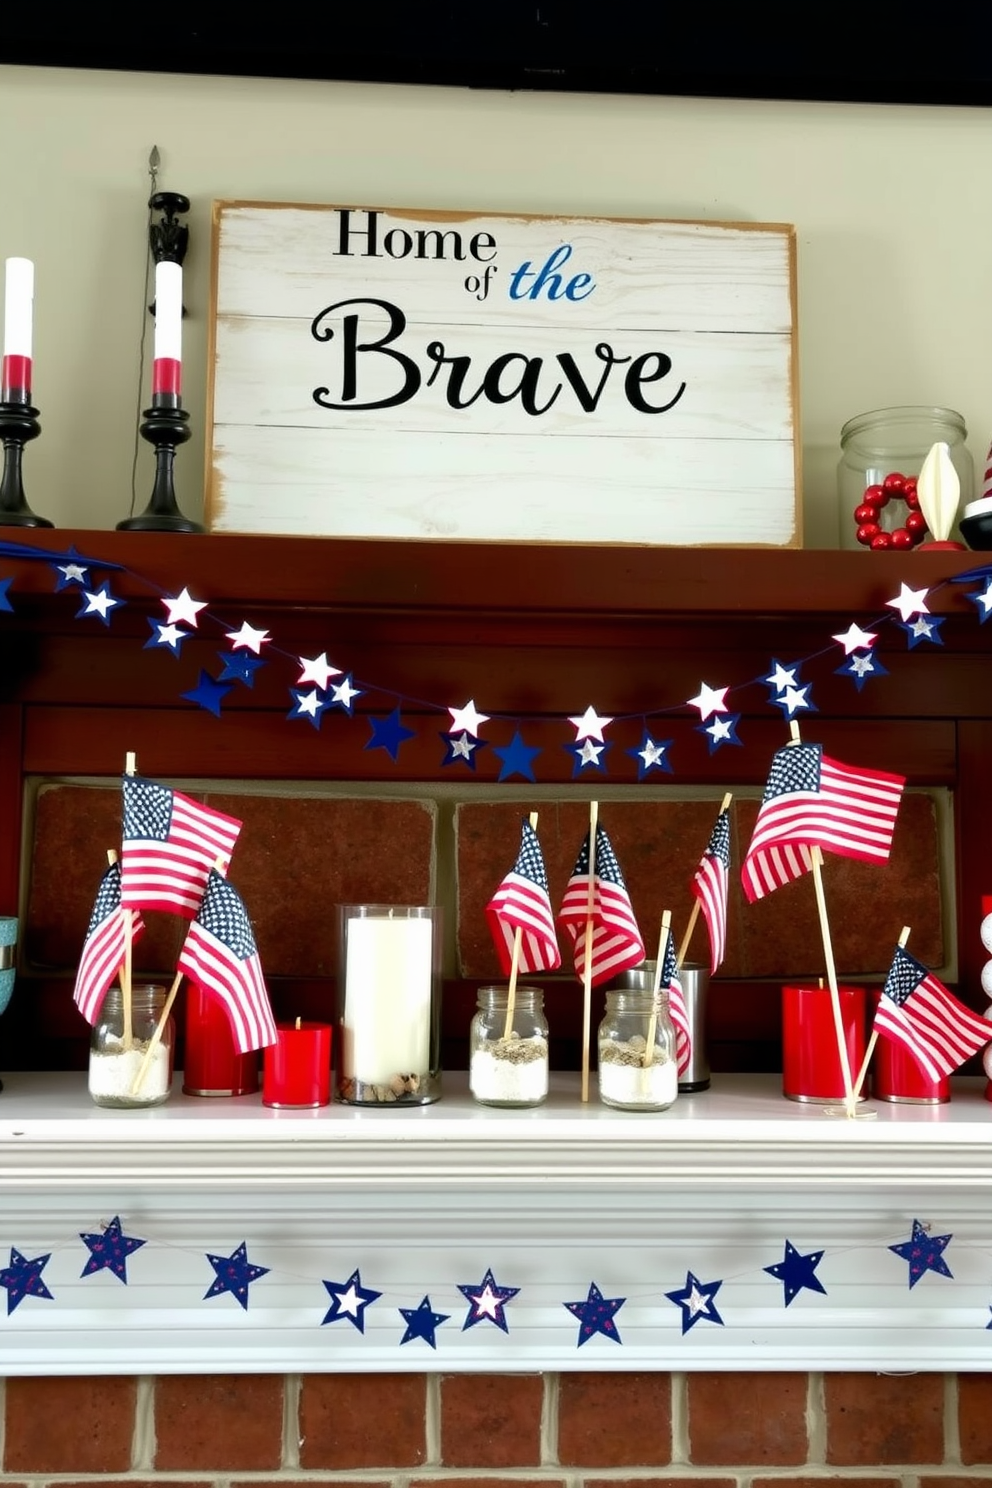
[
  {"left": 117, "top": 189, "right": 203, "bottom": 533},
  {"left": 0, "top": 399, "right": 52, "bottom": 528}
]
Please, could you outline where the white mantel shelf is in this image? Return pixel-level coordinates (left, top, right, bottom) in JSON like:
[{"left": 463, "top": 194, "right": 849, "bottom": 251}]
[{"left": 3, "top": 1073, "right": 992, "bottom": 1375}]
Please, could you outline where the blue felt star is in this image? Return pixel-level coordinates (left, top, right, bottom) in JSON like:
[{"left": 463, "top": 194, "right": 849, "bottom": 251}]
[
  {"left": 0, "top": 1247, "right": 54, "bottom": 1314},
  {"left": 144, "top": 617, "right": 192, "bottom": 656},
  {"left": 217, "top": 651, "right": 266, "bottom": 687},
  {"left": 665, "top": 1270, "right": 724, "bottom": 1333},
  {"left": 398, "top": 1294, "right": 450, "bottom": 1348},
  {"left": 50, "top": 557, "right": 90, "bottom": 590},
  {"left": 768, "top": 683, "right": 817, "bottom": 719},
  {"left": 492, "top": 729, "right": 541, "bottom": 783},
  {"left": 965, "top": 577, "right": 992, "bottom": 623},
  {"left": 76, "top": 584, "right": 120, "bottom": 625},
  {"left": 181, "top": 670, "right": 233, "bottom": 717},
  {"left": 327, "top": 673, "right": 363, "bottom": 714},
  {"left": 563, "top": 1281, "right": 625, "bottom": 1347},
  {"left": 366, "top": 706, "right": 416, "bottom": 761},
  {"left": 898, "top": 614, "right": 946, "bottom": 649},
  {"left": 627, "top": 730, "right": 674, "bottom": 780},
  {"left": 566, "top": 738, "right": 612, "bottom": 777},
  {"left": 889, "top": 1218, "right": 954, "bottom": 1289},
  {"left": 836, "top": 649, "right": 889, "bottom": 692},
  {"left": 458, "top": 1267, "right": 520, "bottom": 1333},
  {"left": 697, "top": 714, "right": 743, "bottom": 754},
  {"left": 763, "top": 1239, "right": 827, "bottom": 1307},
  {"left": 442, "top": 730, "right": 489, "bottom": 770},
  {"left": 79, "top": 1215, "right": 146, "bottom": 1284},
  {"left": 321, "top": 1268, "right": 382, "bottom": 1332},
  {"left": 0, "top": 576, "right": 13, "bottom": 612},
  {"left": 287, "top": 686, "right": 330, "bottom": 729},
  {"left": 203, "top": 1241, "right": 269, "bottom": 1310}
]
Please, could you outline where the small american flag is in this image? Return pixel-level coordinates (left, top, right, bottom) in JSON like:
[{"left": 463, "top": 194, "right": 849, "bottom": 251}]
[
  {"left": 485, "top": 818, "right": 561, "bottom": 975},
  {"left": 660, "top": 925, "right": 691, "bottom": 1079},
  {"left": 558, "top": 823, "right": 645, "bottom": 987},
  {"left": 177, "top": 869, "right": 277, "bottom": 1053},
  {"left": 873, "top": 944, "right": 992, "bottom": 1082},
  {"left": 742, "top": 743, "right": 904, "bottom": 903},
  {"left": 692, "top": 805, "right": 731, "bottom": 975},
  {"left": 72, "top": 862, "right": 145, "bottom": 1025},
  {"left": 121, "top": 775, "right": 242, "bottom": 918}
]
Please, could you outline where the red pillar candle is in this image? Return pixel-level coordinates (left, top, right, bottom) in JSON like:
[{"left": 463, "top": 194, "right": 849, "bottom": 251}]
[
  {"left": 2, "top": 257, "right": 33, "bottom": 403},
  {"left": 263, "top": 1021, "right": 332, "bottom": 1108},
  {"left": 782, "top": 983, "right": 866, "bottom": 1104},
  {"left": 182, "top": 982, "right": 260, "bottom": 1096},
  {"left": 870, "top": 987, "right": 950, "bottom": 1103}
]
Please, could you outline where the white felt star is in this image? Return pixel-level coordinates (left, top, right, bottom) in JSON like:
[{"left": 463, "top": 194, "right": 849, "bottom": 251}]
[
  {"left": 157, "top": 622, "right": 186, "bottom": 649},
  {"left": 448, "top": 699, "right": 489, "bottom": 737},
  {"left": 687, "top": 682, "right": 729, "bottom": 720},
  {"left": 887, "top": 583, "right": 930, "bottom": 623},
  {"left": 294, "top": 689, "right": 323, "bottom": 719},
  {"left": 639, "top": 738, "right": 668, "bottom": 769},
  {"left": 575, "top": 738, "right": 605, "bottom": 766},
  {"left": 568, "top": 705, "right": 613, "bottom": 741},
  {"left": 335, "top": 1283, "right": 362, "bottom": 1317},
  {"left": 908, "top": 616, "right": 936, "bottom": 639},
  {"left": 764, "top": 662, "right": 798, "bottom": 693},
  {"left": 779, "top": 685, "right": 812, "bottom": 716},
  {"left": 832, "top": 623, "right": 878, "bottom": 655},
  {"left": 162, "top": 587, "right": 207, "bottom": 627},
  {"left": 973, "top": 580, "right": 992, "bottom": 615},
  {"left": 851, "top": 654, "right": 875, "bottom": 677},
  {"left": 297, "top": 652, "right": 341, "bottom": 690},
  {"left": 226, "top": 621, "right": 270, "bottom": 654},
  {"left": 449, "top": 733, "right": 476, "bottom": 761},
  {"left": 57, "top": 562, "right": 88, "bottom": 584},
  {"left": 330, "top": 676, "right": 361, "bottom": 709},
  {"left": 471, "top": 1284, "right": 502, "bottom": 1319},
  {"left": 687, "top": 1284, "right": 709, "bottom": 1317},
  {"left": 82, "top": 587, "right": 119, "bottom": 619},
  {"left": 706, "top": 716, "right": 735, "bottom": 744}
]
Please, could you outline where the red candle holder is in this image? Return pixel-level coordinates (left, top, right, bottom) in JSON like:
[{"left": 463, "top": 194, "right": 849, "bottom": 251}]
[
  {"left": 263, "top": 1022, "right": 332, "bottom": 1108},
  {"left": 870, "top": 986, "right": 950, "bottom": 1103},
  {"left": 182, "top": 982, "right": 260, "bottom": 1097},
  {"left": 782, "top": 983, "right": 866, "bottom": 1103}
]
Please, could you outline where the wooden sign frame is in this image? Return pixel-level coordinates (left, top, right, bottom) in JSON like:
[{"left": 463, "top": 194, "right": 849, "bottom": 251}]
[{"left": 206, "top": 202, "right": 800, "bottom": 547}]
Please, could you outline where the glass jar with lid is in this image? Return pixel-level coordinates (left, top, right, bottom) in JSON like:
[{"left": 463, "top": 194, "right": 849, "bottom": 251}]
[
  {"left": 88, "top": 983, "right": 174, "bottom": 1108},
  {"left": 469, "top": 985, "right": 549, "bottom": 1107},
  {"left": 597, "top": 987, "right": 677, "bottom": 1111},
  {"left": 837, "top": 406, "right": 973, "bottom": 550}
]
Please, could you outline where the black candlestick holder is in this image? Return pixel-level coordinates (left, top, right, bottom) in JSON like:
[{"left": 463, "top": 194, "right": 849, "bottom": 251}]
[
  {"left": 0, "top": 399, "right": 53, "bottom": 527},
  {"left": 116, "top": 397, "right": 204, "bottom": 533}
]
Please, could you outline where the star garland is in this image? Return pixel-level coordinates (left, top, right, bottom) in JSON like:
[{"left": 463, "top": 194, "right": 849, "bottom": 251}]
[
  {"left": 2, "top": 1213, "right": 988, "bottom": 1347},
  {"left": 0, "top": 542, "right": 989, "bottom": 783}
]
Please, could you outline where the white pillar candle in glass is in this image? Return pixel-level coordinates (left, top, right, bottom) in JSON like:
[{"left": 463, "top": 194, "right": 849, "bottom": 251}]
[
  {"left": 3, "top": 257, "right": 33, "bottom": 359},
  {"left": 342, "top": 908, "right": 434, "bottom": 1086}
]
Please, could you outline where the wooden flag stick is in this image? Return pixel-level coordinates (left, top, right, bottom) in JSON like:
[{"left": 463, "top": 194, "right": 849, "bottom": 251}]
[
  {"left": 129, "top": 968, "right": 182, "bottom": 1097},
  {"left": 580, "top": 799, "right": 599, "bottom": 1104},
  {"left": 852, "top": 925, "right": 911, "bottom": 1101},
  {"left": 120, "top": 751, "right": 138, "bottom": 1050},
  {"left": 502, "top": 811, "right": 539, "bottom": 1042},
  {"left": 786, "top": 723, "right": 855, "bottom": 1115},
  {"left": 676, "top": 793, "right": 732, "bottom": 968},
  {"left": 644, "top": 910, "right": 672, "bottom": 1068}
]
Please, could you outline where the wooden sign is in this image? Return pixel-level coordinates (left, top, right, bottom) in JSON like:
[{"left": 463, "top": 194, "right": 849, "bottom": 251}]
[{"left": 207, "top": 203, "right": 799, "bottom": 546}]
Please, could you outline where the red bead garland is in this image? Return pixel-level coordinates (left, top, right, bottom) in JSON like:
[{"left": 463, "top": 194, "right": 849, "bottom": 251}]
[{"left": 853, "top": 472, "right": 928, "bottom": 550}]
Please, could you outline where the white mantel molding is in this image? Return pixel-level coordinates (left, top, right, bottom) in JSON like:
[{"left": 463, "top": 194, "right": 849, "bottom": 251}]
[{"left": 2, "top": 1072, "right": 992, "bottom": 1375}]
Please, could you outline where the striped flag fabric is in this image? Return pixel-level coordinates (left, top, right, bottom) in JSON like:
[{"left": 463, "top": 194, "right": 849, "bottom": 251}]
[
  {"left": 485, "top": 818, "right": 561, "bottom": 975},
  {"left": 660, "top": 924, "right": 691, "bottom": 1079},
  {"left": 741, "top": 743, "right": 904, "bottom": 903},
  {"left": 121, "top": 775, "right": 242, "bottom": 918},
  {"left": 72, "top": 861, "right": 145, "bottom": 1025},
  {"left": 873, "top": 944, "right": 992, "bottom": 1082},
  {"left": 177, "top": 868, "right": 277, "bottom": 1053},
  {"left": 692, "top": 805, "right": 731, "bottom": 975},
  {"left": 558, "top": 823, "right": 645, "bottom": 987}
]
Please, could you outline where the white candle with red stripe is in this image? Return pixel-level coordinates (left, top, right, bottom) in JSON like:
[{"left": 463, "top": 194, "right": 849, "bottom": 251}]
[
  {"left": 2, "top": 257, "right": 34, "bottom": 402},
  {"left": 152, "top": 259, "right": 182, "bottom": 400}
]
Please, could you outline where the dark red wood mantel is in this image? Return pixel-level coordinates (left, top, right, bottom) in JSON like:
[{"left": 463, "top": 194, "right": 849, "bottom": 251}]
[{"left": 1, "top": 530, "right": 990, "bottom": 1056}]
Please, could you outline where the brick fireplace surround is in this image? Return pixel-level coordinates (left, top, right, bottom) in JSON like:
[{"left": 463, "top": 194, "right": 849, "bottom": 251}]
[{"left": 3, "top": 532, "right": 992, "bottom": 1483}]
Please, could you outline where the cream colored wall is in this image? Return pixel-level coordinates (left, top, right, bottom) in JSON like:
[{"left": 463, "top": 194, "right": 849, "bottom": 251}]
[{"left": 2, "top": 63, "right": 990, "bottom": 544}]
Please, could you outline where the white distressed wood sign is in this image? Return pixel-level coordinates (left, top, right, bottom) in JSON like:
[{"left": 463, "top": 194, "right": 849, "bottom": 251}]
[{"left": 207, "top": 203, "right": 799, "bottom": 546}]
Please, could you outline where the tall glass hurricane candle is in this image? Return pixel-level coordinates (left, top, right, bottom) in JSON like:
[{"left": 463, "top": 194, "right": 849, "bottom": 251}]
[{"left": 2, "top": 257, "right": 34, "bottom": 403}]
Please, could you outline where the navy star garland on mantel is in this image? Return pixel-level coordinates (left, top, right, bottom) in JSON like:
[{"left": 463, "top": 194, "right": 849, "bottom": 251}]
[
  {"left": 2, "top": 1213, "right": 989, "bottom": 1342},
  {"left": 0, "top": 541, "right": 990, "bottom": 783}
]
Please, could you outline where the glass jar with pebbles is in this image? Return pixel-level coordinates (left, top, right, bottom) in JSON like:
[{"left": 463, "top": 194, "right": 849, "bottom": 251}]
[
  {"left": 469, "top": 984, "right": 549, "bottom": 1107},
  {"left": 88, "top": 983, "right": 174, "bottom": 1109},
  {"left": 597, "top": 987, "right": 677, "bottom": 1111}
]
